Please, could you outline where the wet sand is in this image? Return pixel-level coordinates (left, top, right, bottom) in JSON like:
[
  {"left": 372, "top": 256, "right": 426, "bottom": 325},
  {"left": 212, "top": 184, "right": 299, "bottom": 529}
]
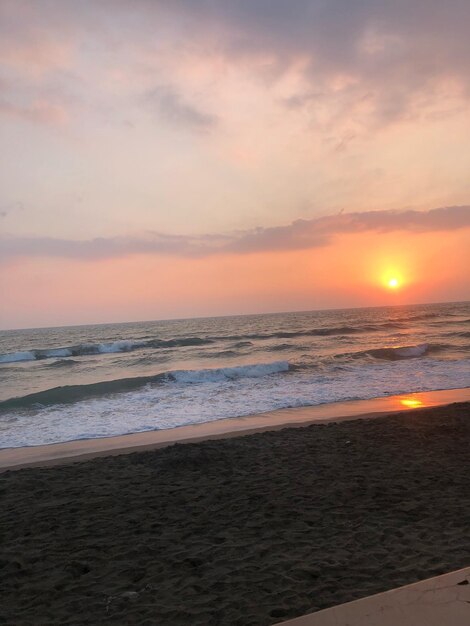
[
  {"left": 1, "top": 401, "right": 470, "bottom": 625},
  {"left": 1, "top": 387, "right": 469, "bottom": 472}
]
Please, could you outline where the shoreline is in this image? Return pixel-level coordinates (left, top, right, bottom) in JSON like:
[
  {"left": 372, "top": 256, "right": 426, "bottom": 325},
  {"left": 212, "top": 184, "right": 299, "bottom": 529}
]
[{"left": 1, "top": 386, "right": 469, "bottom": 472}]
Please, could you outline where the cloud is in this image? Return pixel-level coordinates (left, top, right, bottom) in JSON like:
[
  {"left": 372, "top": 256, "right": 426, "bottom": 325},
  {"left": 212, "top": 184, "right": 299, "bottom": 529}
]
[
  {"left": 225, "top": 205, "right": 470, "bottom": 254},
  {"left": 0, "top": 232, "right": 216, "bottom": 261},
  {"left": 3, "top": 0, "right": 469, "bottom": 135},
  {"left": 154, "top": 0, "right": 470, "bottom": 125},
  {"left": 145, "top": 85, "right": 217, "bottom": 131},
  {"left": 0, "top": 0, "right": 76, "bottom": 74},
  {"left": 0, "top": 201, "right": 24, "bottom": 218},
  {"left": 2, "top": 206, "right": 469, "bottom": 261},
  {"left": 0, "top": 98, "right": 68, "bottom": 125}
]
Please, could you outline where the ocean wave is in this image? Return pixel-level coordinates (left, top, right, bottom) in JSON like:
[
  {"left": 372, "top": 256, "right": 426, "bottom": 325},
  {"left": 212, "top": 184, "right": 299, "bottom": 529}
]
[
  {"left": 129, "top": 355, "right": 172, "bottom": 366},
  {"left": 441, "top": 330, "right": 470, "bottom": 339},
  {"left": 149, "top": 337, "right": 215, "bottom": 349},
  {"left": 399, "top": 312, "right": 442, "bottom": 322},
  {"left": 224, "top": 323, "right": 404, "bottom": 342},
  {"left": 265, "top": 343, "right": 296, "bottom": 351},
  {"left": 0, "top": 315, "right": 458, "bottom": 367},
  {"left": 0, "top": 351, "right": 37, "bottom": 363},
  {"left": 169, "top": 361, "right": 289, "bottom": 384},
  {"left": 365, "top": 343, "right": 433, "bottom": 360},
  {"left": 0, "top": 360, "right": 290, "bottom": 411},
  {"left": 198, "top": 350, "right": 239, "bottom": 358},
  {"left": 0, "top": 376, "right": 163, "bottom": 411},
  {"left": 0, "top": 337, "right": 215, "bottom": 364},
  {"left": 46, "top": 359, "right": 79, "bottom": 368},
  {"left": 318, "top": 343, "right": 454, "bottom": 369},
  {"left": 0, "top": 320, "right": 412, "bottom": 366},
  {"left": 429, "top": 317, "right": 470, "bottom": 326}
]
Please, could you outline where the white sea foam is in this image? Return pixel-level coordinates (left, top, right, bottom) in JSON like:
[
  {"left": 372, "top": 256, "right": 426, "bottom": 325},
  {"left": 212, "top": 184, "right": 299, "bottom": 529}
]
[
  {"left": 45, "top": 348, "right": 72, "bottom": 358},
  {"left": 0, "top": 340, "right": 150, "bottom": 364},
  {"left": 0, "top": 351, "right": 36, "bottom": 363},
  {"left": 169, "top": 361, "right": 289, "bottom": 383},
  {"left": 97, "top": 340, "right": 147, "bottom": 353},
  {"left": 366, "top": 343, "right": 432, "bottom": 360},
  {"left": 394, "top": 343, "right": 429, "bottom": 357},
  {"left": 1, "top": 356, "right": 469, "bottom": 448}
]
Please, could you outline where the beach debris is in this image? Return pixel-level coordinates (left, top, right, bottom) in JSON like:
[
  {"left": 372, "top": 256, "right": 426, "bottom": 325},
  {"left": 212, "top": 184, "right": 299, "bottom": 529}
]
[
  {"left": 121, "top": 591, "right": 139, "bottom": 599},
  {"left": 104, "top": 583, "right": 157, "bottom": 614},
  {"left": 105, "top": 590, "right": 139, "bottom": 614}
]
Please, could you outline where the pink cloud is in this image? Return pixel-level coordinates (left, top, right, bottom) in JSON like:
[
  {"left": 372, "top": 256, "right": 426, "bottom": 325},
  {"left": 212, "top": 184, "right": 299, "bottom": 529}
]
[{"left": 0, "top": 98, "right": 68, "bottom": 125}]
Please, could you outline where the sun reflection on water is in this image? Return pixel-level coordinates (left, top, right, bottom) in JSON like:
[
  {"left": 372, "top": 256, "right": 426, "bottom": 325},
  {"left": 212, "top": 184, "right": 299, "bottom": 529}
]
[{"left": 400, "top": 398, "right": 424, "bottom": 409}]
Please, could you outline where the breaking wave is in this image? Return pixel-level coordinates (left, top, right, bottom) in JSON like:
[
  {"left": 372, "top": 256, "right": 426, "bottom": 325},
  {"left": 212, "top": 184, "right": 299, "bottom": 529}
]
[
  {"left": 46, "top": 359, "right": 79, "bottom": 368},
  {"left": 0, "top": 337, "right": 214, "bottom": 364},
  {"left": 168, "top": 361, "right": 289, "bottom": 384},
  {"left": 0, "top": 361, "right": 290, "bottom": 411},
  {"left": 224, "top": 323, "right": 403, "bottom": 342},
  {"left": 0, "top": 351, "right": 37, "bottom": 363},
  {"left": 0, "top": 321, "right": 405, "bottom": 365},
  {"left": 365, "top": 343, "right": 433, "bottom": 360}
]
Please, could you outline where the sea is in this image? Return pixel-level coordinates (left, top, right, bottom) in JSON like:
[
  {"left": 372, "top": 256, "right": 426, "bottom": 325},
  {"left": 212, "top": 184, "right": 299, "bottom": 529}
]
[{"left": 0, "top": 301, "right": 469, "bottom": 448}]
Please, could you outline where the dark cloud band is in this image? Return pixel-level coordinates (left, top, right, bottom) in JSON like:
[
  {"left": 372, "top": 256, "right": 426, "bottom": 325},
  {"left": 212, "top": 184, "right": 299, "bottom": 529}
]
[{"left": 1, "top": 206, "right": 469, "bottom": 261}]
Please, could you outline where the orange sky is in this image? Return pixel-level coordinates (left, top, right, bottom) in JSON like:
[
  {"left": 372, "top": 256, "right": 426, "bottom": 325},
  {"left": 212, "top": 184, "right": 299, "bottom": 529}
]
[
  {"left": 0, "top": 1, "right": 469, "bottom": 328},
  {"left": 2, "top": 229, "right": 468, "bottom": 328}
]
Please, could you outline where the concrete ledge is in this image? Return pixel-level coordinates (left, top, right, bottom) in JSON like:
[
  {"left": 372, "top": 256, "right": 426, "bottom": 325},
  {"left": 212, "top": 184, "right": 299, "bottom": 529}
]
[{"left": 278, "top": 567, "right": 470, "bottom": 626}]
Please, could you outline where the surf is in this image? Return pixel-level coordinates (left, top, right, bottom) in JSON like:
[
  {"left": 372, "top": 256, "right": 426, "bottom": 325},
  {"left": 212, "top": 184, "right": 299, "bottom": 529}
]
[{"left": 0, "top": 360, "right": 290, "bottom": 411}]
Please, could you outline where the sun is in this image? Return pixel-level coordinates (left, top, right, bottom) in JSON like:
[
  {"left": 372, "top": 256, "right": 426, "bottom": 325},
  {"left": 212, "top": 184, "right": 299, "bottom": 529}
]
[
  {"left": 380, "top": 270, "right": 404, "bottom": 290},
  {"left": 374, "top": 259, "right": 411, "bottom": 292}
]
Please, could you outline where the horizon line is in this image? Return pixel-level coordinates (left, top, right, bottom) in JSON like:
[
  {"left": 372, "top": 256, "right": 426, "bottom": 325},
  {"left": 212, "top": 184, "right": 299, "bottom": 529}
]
[{"left": 1, "top": 298, "right": 468, "bottom": 333}]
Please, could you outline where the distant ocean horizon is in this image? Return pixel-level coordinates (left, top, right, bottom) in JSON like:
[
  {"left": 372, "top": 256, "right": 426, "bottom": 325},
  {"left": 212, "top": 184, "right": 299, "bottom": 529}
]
[
  {"left": 2, "top": 299, "right": 468, "bottom": 333},
  {"left": 1, "top": 300, "right": 469, "bottom": 448}
]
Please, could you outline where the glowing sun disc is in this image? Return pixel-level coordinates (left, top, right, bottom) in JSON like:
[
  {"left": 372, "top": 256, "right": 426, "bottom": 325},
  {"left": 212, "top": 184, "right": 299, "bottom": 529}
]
[{"left": 387, "top": 278, "right": 399, "bottom": 289}]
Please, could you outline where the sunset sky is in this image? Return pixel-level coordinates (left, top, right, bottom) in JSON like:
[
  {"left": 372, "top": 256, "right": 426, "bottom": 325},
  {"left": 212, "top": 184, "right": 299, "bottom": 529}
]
[{"left": 1, "top": 0, "right": 469, "bottom": 328}]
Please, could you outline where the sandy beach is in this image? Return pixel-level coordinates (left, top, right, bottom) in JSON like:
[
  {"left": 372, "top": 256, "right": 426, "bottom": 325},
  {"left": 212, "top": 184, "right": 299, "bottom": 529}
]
[{"left": 1, "top": 398, "right": 469, "bottom": 625}]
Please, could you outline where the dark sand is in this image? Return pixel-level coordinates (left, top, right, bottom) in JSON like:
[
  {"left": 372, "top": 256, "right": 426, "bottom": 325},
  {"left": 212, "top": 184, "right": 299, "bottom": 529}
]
[{"left": 1, "top": 402, "right": 469, "bottom": 625}]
